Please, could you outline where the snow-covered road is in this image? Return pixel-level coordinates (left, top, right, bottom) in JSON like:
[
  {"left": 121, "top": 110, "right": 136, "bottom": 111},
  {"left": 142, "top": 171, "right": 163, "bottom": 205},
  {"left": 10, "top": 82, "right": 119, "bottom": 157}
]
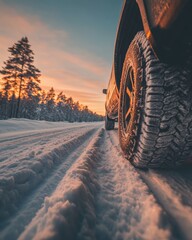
[{"left": 0, "top": 119, "right": 192, "bottom": 240}]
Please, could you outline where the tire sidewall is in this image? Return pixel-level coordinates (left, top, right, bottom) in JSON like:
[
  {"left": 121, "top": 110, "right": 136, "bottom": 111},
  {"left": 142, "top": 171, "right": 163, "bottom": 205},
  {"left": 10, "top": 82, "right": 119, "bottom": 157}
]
[{"left": 118, "top": 37, "right": 144, "bottom": 157}]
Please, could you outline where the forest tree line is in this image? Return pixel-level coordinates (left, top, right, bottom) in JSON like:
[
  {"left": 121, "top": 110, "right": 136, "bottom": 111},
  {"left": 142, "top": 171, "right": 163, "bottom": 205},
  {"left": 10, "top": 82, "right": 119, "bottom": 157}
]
[{"left": 0, "top": 37, "right": 103, "bottom": 122}]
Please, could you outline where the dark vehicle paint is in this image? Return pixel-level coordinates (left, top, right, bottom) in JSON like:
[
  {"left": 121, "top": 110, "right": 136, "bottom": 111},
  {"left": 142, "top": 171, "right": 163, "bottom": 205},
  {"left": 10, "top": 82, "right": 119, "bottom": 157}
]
[{"left": 105, "top": 0, "right": 191, "bottom": 120}]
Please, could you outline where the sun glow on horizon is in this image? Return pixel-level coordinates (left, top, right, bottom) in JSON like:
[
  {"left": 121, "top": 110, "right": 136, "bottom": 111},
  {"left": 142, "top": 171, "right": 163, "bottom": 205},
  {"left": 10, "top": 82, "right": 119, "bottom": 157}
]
[
  {"left": 41, "top": 83, "right": 105, "bottom": 115},
  {"left": 0, "top": 1, "right": 122, "bottom": 116}
]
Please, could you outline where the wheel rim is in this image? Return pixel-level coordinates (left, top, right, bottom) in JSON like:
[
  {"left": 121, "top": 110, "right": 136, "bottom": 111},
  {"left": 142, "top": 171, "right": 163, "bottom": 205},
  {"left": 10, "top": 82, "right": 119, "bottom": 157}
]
[{"left": 122, "top": 66, "right": 135, "bottom": 133}]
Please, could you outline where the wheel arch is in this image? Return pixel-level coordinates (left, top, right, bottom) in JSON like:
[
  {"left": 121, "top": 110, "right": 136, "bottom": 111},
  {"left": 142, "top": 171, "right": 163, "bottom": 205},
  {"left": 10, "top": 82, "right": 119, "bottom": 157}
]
[{"left": 114, "top": 0, "right": 144, "bottom": 91}]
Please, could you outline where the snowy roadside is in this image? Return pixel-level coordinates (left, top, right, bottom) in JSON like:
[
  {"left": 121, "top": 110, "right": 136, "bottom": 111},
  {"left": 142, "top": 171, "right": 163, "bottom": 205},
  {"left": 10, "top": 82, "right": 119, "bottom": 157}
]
[
  {"left": 19, "top": 128, "right": 103, "bottom": 240},
  {"left": 0, "top": 125, "right": 100, "bottom": 222},
  {"left": 0, "top": 118, "right": 70, "bottom": 134},
  {"left": 20, "top": 129, "right": 171, "bottom": 240},
  {"left": 1, "top": 120, "right": 192, "bottom": 240},
  {"left": 0, "top": 118, "right": 98, "bottom": 141}
]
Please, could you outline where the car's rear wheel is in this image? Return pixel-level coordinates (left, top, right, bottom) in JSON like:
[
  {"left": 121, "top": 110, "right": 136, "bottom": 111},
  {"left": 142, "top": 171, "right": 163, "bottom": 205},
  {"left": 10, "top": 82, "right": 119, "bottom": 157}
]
[
  {"left": 119, "top": 31, "right": 192, "bottom": 168},
  {"left": 105, "top": 115, "right": 115, "bottom": 130}
]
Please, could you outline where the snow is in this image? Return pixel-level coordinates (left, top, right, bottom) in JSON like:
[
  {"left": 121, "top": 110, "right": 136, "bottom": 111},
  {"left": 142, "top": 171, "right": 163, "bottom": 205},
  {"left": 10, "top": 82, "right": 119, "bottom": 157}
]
[
  {"left": 0, "top": 118, "right": 94, "bottom": 141},
  {"left": 20, "top": 129, "right": 170, "bottom": 240},
  {"left": 139, "top": 170, "right": 192, "bottom": 240},
  {"left": 0, "top": 118, "right": 68, "bottom": 134},
  {"left": 19, "top": 129, "right": 102, "bottom": 240},
  {"left": 0, "top": 119, "right": 100, "bottom": 224},
  {"left": 0, "top": 119, "right": 192, "bottom": 239}
]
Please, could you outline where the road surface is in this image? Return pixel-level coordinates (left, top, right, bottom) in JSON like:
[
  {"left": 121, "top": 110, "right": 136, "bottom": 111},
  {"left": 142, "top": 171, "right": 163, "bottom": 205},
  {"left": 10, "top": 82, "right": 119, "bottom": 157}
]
[{"left": 0, "top": 119, "right": 192, "bottom": 240}]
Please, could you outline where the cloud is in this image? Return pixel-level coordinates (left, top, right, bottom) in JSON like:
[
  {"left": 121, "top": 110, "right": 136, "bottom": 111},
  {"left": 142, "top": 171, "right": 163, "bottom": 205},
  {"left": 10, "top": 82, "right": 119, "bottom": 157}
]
[
  {"left": 60, "top": 52, "right": 106, "bottom": 76},
  {"left": 41, "top": 69, "right": 106, "bottom": 93},
  {"left": 0, "top": 4, "right": 68, "bottom": 42},
  {"left": 0, "top": 4, "right": 68, "bottom": 61}
]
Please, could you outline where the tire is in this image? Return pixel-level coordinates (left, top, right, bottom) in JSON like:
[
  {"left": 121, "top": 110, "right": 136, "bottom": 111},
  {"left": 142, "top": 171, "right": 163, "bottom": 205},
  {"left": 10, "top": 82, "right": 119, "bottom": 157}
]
[
  {"left": 119, "top": 31, "right": 192, "bottom": 168},
  {"left": 105, "top": 115, "right": 115, "bottom": 130}
]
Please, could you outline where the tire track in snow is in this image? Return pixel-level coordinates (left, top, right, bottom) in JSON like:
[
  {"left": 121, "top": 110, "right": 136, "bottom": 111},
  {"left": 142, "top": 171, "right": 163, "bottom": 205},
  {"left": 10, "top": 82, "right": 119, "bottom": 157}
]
[
  {"left": 0, "top": 124, "right": 97, "bottom": 158},
  {"left": 0, "top": 128, "right": 66, "bottom": 148},
  {"left": 0, "top": 125, "right": 100, "bottom": 227},
  {"left": 18, "top": 128, "right": 104, "bottom": 240},
  {"left": 1, "top": 123, "right": 190, "bottom": 240},
  {"left": 138, "top": 171, "right": 192, "bottom": 240},
  {"left": 85, "top": 130, "right": 172, "bottom": 240},
  {"left": 0, "top": 129, "right": 73, "bottom": 163},
  {"left": 0, "top": 122, "right": 97, "bottom": 143},
  {"left": 0, "top": 126, "right": 101, "bottom": 240},
  {"left": 19, "top": 128, "right": 173, "bottom": 240},
  {"left": 110, "top": 130, "right": 192, "bottom": 240},
  {"left": 0, "top": 125, "right": 99, "bottom": 170}
]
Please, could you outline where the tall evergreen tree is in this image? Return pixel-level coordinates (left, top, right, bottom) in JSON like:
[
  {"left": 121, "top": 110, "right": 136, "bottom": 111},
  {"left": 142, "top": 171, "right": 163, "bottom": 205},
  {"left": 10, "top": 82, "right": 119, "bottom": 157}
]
[
  {"left": 0, "top": 37, "right": 41, "bottom": 118},
  {"left": 0, "top": 79, "right": 11, "bottom": 118},
  {"left": 0, "top": 38, "right": 104, "bottom": 122},
  {"left": 56, "top": 91, "right": 67, "bottom": 121},
  {"left": 45, "top": 87, "right": 56, "bottom": 121},
  {"left": 38, "top": 90, "right": 47, "bottom": 120},
  {"left": 65, "top": 97, "right": 74, "bottom": 122}
]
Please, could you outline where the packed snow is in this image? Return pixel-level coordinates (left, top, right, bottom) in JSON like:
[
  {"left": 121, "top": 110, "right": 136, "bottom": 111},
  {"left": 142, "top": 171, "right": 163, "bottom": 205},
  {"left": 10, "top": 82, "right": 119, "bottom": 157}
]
[
  {"left": 0, "top": 118, "right": 69, "bottom": 134},
  {"left": 0, "top": 119, "right": 192, "bottom": 240},
  {"left": 0, "top": 119, "right": 99, "bottom": 222}
]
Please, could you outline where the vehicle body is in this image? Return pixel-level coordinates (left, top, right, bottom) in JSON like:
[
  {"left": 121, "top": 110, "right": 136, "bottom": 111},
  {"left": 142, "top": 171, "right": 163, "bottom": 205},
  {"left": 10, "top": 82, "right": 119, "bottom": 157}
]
[
  {"left": 105, "top": 0, "right": 192, "bottom": 120},
  {"left": 104, "top": 0, "right": 192, "bottom": 168}
]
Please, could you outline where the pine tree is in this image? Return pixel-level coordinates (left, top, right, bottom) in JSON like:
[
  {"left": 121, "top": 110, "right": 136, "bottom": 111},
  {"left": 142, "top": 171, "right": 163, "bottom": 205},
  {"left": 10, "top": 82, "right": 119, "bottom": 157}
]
[
  {"left": 56, "top": 91, "right": 67, "bottom": 121},
  {"left": 73, "top": 101, "right": 80, "bottom": 121},
  {"left": 0, "top": 91, "right": 3, "bottom": 119},
  {"left": 0, "top": 79, "right": 11, "bottom": 118},
  {"left": 0, "top": 37, "right": 104, "bottom": 122},
  {"left": 0, "top": 37, "right": 41, "bottom": 118},
  {"left": 65, "top": 97, "right": 74, "bottom": 122},
  {"left": 38, "top": 90, "right": 47, "bottom": 120},
  {"left": 45, "top": 87, "right": 56, "bottom": 121}
]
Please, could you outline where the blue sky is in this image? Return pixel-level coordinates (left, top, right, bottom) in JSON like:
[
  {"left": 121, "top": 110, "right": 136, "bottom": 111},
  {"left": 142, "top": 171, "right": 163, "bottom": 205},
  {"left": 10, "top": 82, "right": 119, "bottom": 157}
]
[{"left": 0, "top": 0, "right": 123, "bottom": 114}]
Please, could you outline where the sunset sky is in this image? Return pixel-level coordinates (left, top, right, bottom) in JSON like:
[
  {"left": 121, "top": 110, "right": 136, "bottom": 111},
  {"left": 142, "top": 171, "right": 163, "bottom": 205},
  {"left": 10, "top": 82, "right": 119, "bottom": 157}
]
[{"left": 0, "top": 0, "right": 123, "bottom": 115}]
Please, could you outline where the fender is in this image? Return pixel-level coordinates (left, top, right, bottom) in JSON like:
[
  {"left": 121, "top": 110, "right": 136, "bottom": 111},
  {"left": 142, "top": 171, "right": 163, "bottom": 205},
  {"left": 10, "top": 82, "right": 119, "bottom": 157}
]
[{"left": 137, "top": 0, "right": 192, "bottom": 64}]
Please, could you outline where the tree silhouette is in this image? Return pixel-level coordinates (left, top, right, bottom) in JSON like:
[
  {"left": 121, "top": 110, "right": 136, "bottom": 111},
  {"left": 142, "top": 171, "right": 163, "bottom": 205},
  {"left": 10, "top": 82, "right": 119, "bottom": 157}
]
[
  {"left": 0, "top": 37, "right": 104, "bottom": 122},
  {"left": 0, "top": 37, "right": 41, "bottom": 117}
]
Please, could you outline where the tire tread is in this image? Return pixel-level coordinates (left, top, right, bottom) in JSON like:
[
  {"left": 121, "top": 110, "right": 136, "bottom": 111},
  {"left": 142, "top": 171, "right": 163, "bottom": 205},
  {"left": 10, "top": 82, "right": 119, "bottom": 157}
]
[{"left": 119, "top": 31, "right": 192, "bottom": 168}]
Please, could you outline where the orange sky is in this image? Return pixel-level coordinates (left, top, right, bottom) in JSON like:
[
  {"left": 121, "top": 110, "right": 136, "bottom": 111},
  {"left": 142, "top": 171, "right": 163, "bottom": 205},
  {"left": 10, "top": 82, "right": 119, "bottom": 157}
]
[{"left": 0, "top": 2, "right": 123, "bottom": 115}]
